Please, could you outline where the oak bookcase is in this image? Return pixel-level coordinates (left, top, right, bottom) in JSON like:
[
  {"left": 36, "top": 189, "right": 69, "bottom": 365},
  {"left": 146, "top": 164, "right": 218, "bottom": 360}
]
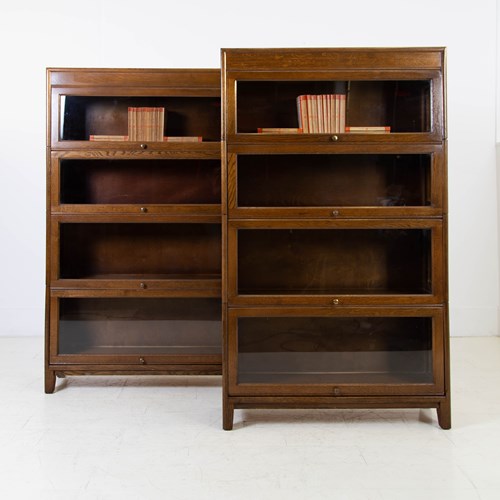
[
  {"left": 221, "top": 48, "right": 450, "bottom": 429},
  {"left": 45, "top": 69, "right": 222, "bottom": 392}
]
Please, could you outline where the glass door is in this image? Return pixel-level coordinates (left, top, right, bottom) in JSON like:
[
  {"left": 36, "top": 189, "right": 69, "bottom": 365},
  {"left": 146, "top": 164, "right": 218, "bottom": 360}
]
[{"left": 228, "top": 307, "right": 445, "bottom": 396}]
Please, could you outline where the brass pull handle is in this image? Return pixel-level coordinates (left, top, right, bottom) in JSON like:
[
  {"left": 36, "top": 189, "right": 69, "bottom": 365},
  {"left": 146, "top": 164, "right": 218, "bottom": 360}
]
[
  {"left": 332, "top": 298, "right": 339, "bottom": 305},
  {"left": 140, "top": 282, "right": 147, "bottom": 289},
  {"left": 139, "top": 357, "right": 146, "bottom": 365},
  {"left": 140, "top": 143, "right": 148, "bottom": 150},
  {"left": 333, "top": 387, "right": 341, "bottom": 396},
  {"left": 140, "top": 207, "right": 148, "bottom": 213},
  {"left": 331, "top": 135, "right": 339, "bottom": 142},
  {"left": 331, "top": 210, "right": 339, "bottom": 217}
]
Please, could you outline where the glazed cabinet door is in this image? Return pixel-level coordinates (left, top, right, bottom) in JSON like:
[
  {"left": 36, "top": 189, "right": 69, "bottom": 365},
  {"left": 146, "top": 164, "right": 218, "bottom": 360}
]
[
  {"left": 49, "top": 71, "right": 221, "bottom": 151},
  {"left": 227, "top": 307, "right": 445, "bottom": 396},
  {"left": 50, "top": 152, "right": 221, "bottom": 217},
  {"left": 227, "top": 219, "right": 444, "bottom": 306},
  {"left": 227, "top": 145, "right": 445, "bottom": 219},
  {"left": 50, "top": 217, "right": 222, "bottom": 292},
  {"left": 49, "top": 294, "right": 222, "bottom": 366},
  {"left": 225, "top": 70, "right": 444, "bottom": 143}
]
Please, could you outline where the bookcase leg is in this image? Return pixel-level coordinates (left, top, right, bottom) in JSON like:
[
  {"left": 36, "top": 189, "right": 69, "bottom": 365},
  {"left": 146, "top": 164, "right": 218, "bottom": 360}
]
[
  {"left": 223, "top": 399, "right": 234, "bottom": 431},
  {"left": 45, "top": 369, "right": 56, "bottom": 394},
  {"left": 437, "top": 398, "right": 451, "bottom": 429}
]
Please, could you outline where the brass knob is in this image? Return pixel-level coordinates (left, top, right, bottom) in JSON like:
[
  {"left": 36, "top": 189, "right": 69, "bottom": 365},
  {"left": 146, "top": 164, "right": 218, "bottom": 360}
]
[
  {"left": 140, "top": 143, "right": 148, "bottom": 149},
  {"left": 332, "top": 298, "right": 339, "bottom": 305},
  {"left": 140, "top": 282, "right": 147, "bottom": 289},
  {"left": 331, "top": 135, "right": 339, "bottom": 142},
  {"left": 139, "top": 357, "right": 146, "bottom": 365},
  {"left": 140, "top": 207, "right": 148, "bottom": 213},
  {"left": 331, "top": 210, "right": 339, "bottom": 217},
  {"left": 333, "top": 387, "right": 341, "bottom": 396}
]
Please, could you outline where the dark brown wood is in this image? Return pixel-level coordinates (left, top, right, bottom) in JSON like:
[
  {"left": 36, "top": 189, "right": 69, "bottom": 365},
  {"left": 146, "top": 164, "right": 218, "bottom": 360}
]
[
  {"left": 51, "top": 279, "right": 221, "bottom": 292},
  {"left": 45, "top": 143, "right": 53, "bottom": 393},
  {"left": 223, "top": 397, "right": 235, "bottom": 431},
  {"left": 51, "top": 145, "right": 221, "bottom": 157},
  {"left": 49, "top": 68, "right": 220, "bottom": 88},
  {"left": 437, "top": 395, "right": 451, "bottom": 429},
  {"left": 225, "top": 395, "right": 447, "bottom": 428},
  {"left": 45, "top": 368, "right": 56, "bottom": 393},
  {"left": 222, "top": 47, "right": 445, "bottom": 71},
  {"left": 56, "top": 367, "right": 222, "bottom": 375},
  {"left": 46, "top": 68, "right": 223, "bottom": 389},
  {"left": 222, "top": 47, "right": 449, "bottom": 429}
]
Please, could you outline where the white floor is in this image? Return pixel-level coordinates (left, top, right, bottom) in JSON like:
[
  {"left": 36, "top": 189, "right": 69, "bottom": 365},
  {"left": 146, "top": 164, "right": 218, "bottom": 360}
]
[{"left": 1, "top": 338, "right": 499, "bottom": 499}]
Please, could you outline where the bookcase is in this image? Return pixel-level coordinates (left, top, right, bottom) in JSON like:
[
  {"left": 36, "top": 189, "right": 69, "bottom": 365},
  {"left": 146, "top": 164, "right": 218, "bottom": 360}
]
[
  {"left": 45, "top": 69, "right": 222, "bottom": 392},
  {"left": 221, "top": 48, "right": 450, "bottom": 429}
]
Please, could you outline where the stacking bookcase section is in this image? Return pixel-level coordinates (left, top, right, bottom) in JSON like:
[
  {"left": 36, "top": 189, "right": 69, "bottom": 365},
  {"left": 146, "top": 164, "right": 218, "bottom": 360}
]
[
  {"left": 52, "top": 218, "right": 221, "bottom": 291},
  {"left": 50, "top": 296, "right": 221, "bottom": 363},
  {"left": 227, "top": 146, "right": 445, "bottom": 219},
  {"left": 52, "top": 155, "right": 221, "bottom": 216},
  {"left": 228, "top": 219, "right": 443, "bottom": 306},
  {"left": 46, "top": 69, "right": 222, "bottom": 393},
  {"left": 224, "top": 49, "right": 444, "bottom": 144},
  {"left": 49, "top": 69, "right": 221, "bottom": 150},
  {"left": 222, "top": 48, "right": 449, "bottom": 429},
  {"left": 228, "top": 307, "right": 444, "bottom": 394}
]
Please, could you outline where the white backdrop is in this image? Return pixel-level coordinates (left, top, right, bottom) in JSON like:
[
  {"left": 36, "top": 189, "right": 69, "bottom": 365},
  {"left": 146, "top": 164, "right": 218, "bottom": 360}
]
[{"left": 0, "top": 0, "right": 497, "bottom": 336}]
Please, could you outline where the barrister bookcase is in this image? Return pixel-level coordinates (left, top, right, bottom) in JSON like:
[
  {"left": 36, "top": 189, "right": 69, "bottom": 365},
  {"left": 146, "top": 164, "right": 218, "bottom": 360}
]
[
  {"left": 221, "top": 48, "right": 450, "bottom": 429},
  {"left": 45, "top": 68, "right": 222, "bottom": 392}
]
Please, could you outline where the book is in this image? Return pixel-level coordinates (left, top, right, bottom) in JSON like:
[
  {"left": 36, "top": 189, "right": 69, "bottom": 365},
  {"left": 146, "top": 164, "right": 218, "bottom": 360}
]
[
  {"left": 339, "top": 95, "right": 346, "bottom": 133},
  {"left": 257, "top": 128, "right": 303, "bottom": 134},
  {"left": 309, "top": 95, "right": 318, "bottom": 133},
  {"left": 296, "top": 95, "right": 307, "bottom": 132},
  {"left": 331, "top": 94, "right": 337, "bottom": 133},
  {"left": 162, "top": 136, "right": 203, "bottom": 142},
  {"left": 321, "top": 95, "right": 327, "bottom": 134},
  {"left": 89, "top": 135, "right": 129, "bottom": 141},
  {"left": 345, "top": 126, "right": 391, "bottom": 133}
]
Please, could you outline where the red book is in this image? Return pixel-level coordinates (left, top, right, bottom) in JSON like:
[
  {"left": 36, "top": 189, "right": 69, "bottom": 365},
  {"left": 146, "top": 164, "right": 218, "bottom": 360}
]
[
  {"left": 296, "top": 95, "right": 308, "bottom": 132},
  {"left": 345, "top": 126, "right": 391, "bottom": 133},
  {"left": 163, "top": 136, "right": 202, "bottom": 142},
  {"left": 89, "top": 135, "right": 129, "bottom": 141},
  {"left": 257, "top": 128, "right": 303, "bottom": 134}
]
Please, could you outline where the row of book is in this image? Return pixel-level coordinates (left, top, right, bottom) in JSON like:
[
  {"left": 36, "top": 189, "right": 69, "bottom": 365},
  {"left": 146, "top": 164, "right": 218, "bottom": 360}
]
[
  {"left": 89, "top": 106, "right": 202, "bottom": 142},
  {"left": 257, "top": 126, "right": 391, "bottom": 134},
  {"left": 297, "top": 94, "right": 346, "bottom": 133},
  {"left": 256, "top": 94, "right": 390, "bottom": 134},
  {"left": 128, "top": 107, "right": 164, "bottom": 142},
  {"left": 89, "top": 135, "right": 202, "bottom": 142}
]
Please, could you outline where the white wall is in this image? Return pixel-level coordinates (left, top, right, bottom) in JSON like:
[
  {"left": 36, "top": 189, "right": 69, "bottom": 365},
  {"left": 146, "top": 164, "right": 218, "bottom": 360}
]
[{"left": 0, "top": 0, "right": 497, "bottom": 336}]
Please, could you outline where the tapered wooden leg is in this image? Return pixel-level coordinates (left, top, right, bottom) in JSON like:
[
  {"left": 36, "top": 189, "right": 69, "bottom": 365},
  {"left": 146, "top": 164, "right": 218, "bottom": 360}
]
[
  {"left": 45, "top": 369, "right": 56, "bottom": 394},
  {"left": 437, "top": 398, "right": 451, "bottom": 429},
  {"left": 223, "top": 398, "right": 234, "bottom": 431}
]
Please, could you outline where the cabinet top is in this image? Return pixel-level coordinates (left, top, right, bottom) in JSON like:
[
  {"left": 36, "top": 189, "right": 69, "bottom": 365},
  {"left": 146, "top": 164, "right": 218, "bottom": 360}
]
[
  {"left": 47, "top": 68, "right": 220, "bottom": 88},
  {"left": 221, "top": 47, "right": 445, "bottom": 72}
]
